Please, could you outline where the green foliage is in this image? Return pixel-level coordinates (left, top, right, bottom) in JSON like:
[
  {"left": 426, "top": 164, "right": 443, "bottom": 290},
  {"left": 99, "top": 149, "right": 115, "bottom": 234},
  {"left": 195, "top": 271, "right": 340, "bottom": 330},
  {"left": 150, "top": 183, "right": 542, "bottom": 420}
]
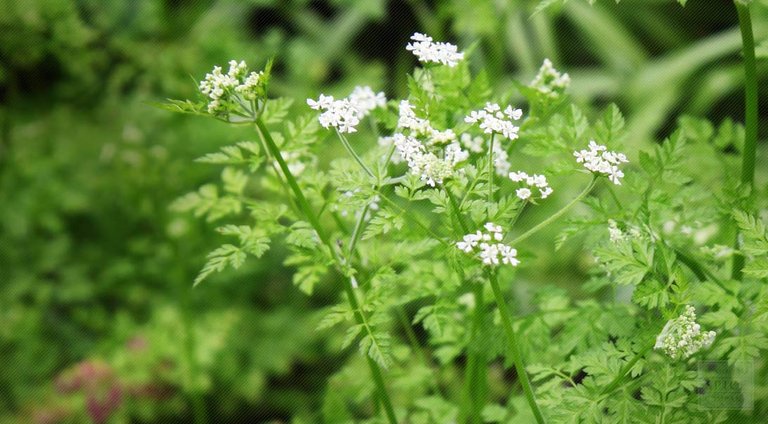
[{"left": 4, "top": 0, "right": 768, "bottom": 423}]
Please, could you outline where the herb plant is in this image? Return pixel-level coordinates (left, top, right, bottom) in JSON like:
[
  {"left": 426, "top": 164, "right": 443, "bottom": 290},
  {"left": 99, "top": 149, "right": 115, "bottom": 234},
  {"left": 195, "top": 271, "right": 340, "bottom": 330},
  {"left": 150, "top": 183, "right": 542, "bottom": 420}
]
[{"left": 167, "top": 2, "right": 766, "bottom": 423}]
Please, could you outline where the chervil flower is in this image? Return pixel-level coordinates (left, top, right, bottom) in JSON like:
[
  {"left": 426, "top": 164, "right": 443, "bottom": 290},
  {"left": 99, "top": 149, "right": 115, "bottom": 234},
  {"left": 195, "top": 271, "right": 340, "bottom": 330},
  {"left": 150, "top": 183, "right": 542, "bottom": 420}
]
[
  {"left": 445, "top": 142, "right": 469, "bottom": 165},
  {"left": 398, "top": 100, "right": 433, "bottom": 135},
  {"left": 307, "top": 95, "right": 361, "bottom": 133},
  {"left": 199, "top": 60, "right": 266, "bottom": 114},
  {"left": 406, "top": 32, "right": 465, "bottom": 67},
  {"left": 530, "top": 59, "right": 570, "bottom": 97},
  {"left": 574, "top": 140, "right": 629, "bottom": 185},
  {"left": 607, "top": 219, "right": 625, "bottom": 243},
  {"left": 654, "top": 305, "right": 716, "bottom": 360},
  {"left": 391, "top": 134, "right": 456, "bottom": 187},
  {"left": 457, "top": 223, "right": 519, "bottom": 267},
  {"left": 308, "top": 86, "right": 386, "bottom": 133},
  {"left": 347, "top": 86, "right": 387, "bottom": 117},
  {"left": 508, "top": 171, "right": 553, "bottom": 200},
  {"left": 460, "top": 133, "right": 484, "bottom": 153},
  {"left": 464, "top": 103, "right": 523, "bottom": 141}
]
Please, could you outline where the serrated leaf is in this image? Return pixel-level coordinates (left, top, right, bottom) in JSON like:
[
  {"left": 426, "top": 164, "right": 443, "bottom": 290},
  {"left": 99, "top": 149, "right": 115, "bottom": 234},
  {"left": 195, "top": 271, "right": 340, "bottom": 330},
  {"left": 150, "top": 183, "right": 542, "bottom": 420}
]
[
  {"left": 194, "top": 244, "right": 246, "bottom": 286},
  {"left": 261, "top": 97, "right": 294, "bottom": 125},
  {"left": 359, "top": 332, "right": 392, "bottom": 369},
  {"left": 222, "top": 167, "right": 248, "bottom": 195},
  {"left": 317, "top": 305, "right": 353, "bottom": 330},
  {"left": 632, "top": 279, "right": 669, "bottom": 309},
  {"left": 700, "top": 309, "right": 739, "bottom": 330}
]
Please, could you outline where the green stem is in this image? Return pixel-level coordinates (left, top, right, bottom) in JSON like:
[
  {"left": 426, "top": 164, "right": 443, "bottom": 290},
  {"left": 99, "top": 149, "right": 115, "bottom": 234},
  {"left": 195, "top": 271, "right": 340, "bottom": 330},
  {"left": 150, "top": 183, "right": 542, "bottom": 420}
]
[
  {"left": 256, "top": 118, "right": 398, "bottom": 424},
  {"left": 336, "top": 130, "right": 376, "bottom": 179},
  {"left": 447, "top": 189, "right": 486, "bottom": 424},
  {"left": 673, "top": 247, "right": 733, "bottom": 294},
  {"left": 347, "top": 203, "right": 370, "bottom": 257},
  {"left": 463, "top": 283, "right": 488, "bottom": 424},
  {"left": 510, "top": 176, "right": 597, "bottom": 245},
  {"left": 732, "top": 1, "right": 758, "bottom": 280},
  {"left": 488, "top": 271, "right": 546, "bottom": 424},
  {"left": 488, "top": 133, "right": 496, "bottom": 214}
]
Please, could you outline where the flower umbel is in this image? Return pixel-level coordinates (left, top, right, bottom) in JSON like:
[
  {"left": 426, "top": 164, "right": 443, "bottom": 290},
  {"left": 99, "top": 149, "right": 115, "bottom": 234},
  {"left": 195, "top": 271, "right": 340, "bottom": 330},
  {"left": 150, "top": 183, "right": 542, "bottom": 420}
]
[
  {"left": 457, "top": 223, "right": 520, "bottom": 267},
  {"left": 199, "top": 60, "right": 266, "bottom": 115},
  {"left": 391, "top": 134, "right": 459, "bottom": 187},
  {"left": 406, "top": 32, "right": 464, "bottom": 67},
  {"left": 307, "top": 86, "right": 386, "bottom": 133},
  {"left": 530, "top": 59, "right": 570, "bottom": 97},
  {"left": 654, "top": 305, "right": 716, "bottom": 360},
  {"left": 574, "top": 140, "right": 629, "bottom": 185},
  {"left": 464, "top": 103, "right": 523, "bottom": 141},
  {"left": 508, "top": 171, "right": 553, "bottom": 200}
]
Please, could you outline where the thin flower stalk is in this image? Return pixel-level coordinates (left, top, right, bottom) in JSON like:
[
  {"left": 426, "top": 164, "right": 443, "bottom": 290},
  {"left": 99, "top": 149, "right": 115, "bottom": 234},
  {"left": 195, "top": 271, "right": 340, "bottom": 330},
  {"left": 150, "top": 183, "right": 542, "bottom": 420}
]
[{"left": 510, "top": 176, "right": 597, "bottom": 245}]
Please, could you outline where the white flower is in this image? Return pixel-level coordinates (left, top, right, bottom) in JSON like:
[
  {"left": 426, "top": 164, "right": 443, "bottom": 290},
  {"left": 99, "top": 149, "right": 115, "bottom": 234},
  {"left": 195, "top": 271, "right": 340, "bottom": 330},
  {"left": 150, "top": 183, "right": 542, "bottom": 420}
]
[
  {"left": 507, "top": 171, "right": 553, "bottom": 201},
  {"left": 608, "top": 219, "right": 624, "bottom": 243},
  {"left": 430, "top": 128, "right": 457, "bottom": 144},
  {"left": 493, "top": 144, "right": 511, "bottom": 176},
  {"left": 347, "top": 86, "right": 386, "bottom": 117},
  {"left": 654, "top": 305, "right": 716, "bottom": 360},
  {"left": 460, "top": 133, "right": 484, "bottom": 153},
  {"left": 306, "top": 95, "right": 361, "bottom": 133},
  {"left": 464, "top": 103, "right": 523, "bottom": 141},
  {"left": 445, "top": 142, "right": 469, "bottom": 165},
  {"left": 516, "top": 188, "right": 532, "bottom": 200},
  {"left": 530, "top": 59, "right": 570, "bottom": 97},
  {"left": 456, "top": 223, "right": 519, "bottom": 267},
  {"left": 406, "top": 32, "right": 464, "bottom": 67},
  {"left": 573, "top": 140, "right": 629, "bottom": 185},
  {"left": 392, "top": 133, "right": 455, "bottom": 187},
  {"left": 398, "top": 100, "right": 433, "bottom": 134},
  {"left": 308, "top": 86, "right": 385, "bottom": 133},
  {"left": 235, "top": 71, "right": 265, "bottom": 100},
  {"left": 199, "top": 60, "right": 265, "bottom": 114}
]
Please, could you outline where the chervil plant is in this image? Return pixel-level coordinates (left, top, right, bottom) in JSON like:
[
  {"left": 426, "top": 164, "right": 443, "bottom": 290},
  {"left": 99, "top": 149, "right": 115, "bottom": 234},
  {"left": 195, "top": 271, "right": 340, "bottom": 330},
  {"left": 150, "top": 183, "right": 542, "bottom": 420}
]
[{"left": 165, "top": 1, "right": 766, "bottom": 421}]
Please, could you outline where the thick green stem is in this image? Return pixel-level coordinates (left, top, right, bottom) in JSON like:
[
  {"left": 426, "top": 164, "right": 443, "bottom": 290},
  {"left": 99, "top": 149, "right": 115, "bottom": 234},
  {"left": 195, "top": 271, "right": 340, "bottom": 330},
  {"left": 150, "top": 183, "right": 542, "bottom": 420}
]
[
  {"left": 732, "top": 1, "right": 758, "bottom": 280},
  {"left": 256, "top": 118, "right": 398, "bottom": 424},
  {"left": 510, "top": 176, "right": 597, "bottom": 245},
  {"left": 488, "top": 271, "right": 546, "bottom": 424}
]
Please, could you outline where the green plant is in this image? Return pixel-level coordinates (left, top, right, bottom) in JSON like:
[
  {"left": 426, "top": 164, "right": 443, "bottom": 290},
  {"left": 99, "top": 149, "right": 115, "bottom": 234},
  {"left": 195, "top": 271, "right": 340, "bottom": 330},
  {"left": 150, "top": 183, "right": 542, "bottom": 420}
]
[{"left": 167, "top": 2, "right": 767, "bottom": 419}]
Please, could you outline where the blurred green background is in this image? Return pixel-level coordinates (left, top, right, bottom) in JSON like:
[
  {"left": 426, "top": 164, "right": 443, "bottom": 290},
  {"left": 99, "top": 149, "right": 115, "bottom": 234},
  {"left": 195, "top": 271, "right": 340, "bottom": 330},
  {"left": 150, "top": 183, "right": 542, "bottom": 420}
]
[{"left": 0, "top": 0, "right": 766, "bottom": 423}]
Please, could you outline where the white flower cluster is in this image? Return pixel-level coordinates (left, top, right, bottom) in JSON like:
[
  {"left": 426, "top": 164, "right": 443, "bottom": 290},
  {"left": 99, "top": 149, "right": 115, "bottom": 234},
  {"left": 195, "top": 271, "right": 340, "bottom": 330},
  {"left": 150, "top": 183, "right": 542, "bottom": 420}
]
[
  {"left": 607, "top": 219, "right": 625, "bottom": 243},
  {"left": 406, "top": 32, "right": 465, "bottom": 67},
  {"left": 508, "top": 171, "right": 553, "bottom": 200},
  {"left": 348, "top": 86, "right": 387, "bottom": 117},
  {"left": 654, "top": 305, "right": 716, "bottom": 360},
  {"left": 307, "top": 86, "right": 386, "bottom": 133},
  {"left": 392, "top": 134, "right": 457, "bottom": 187},
  {"left": 464, "top": 103, "right": 523, "bottom": 141},
  {"left": 460, "top": 133, "right": 484, "bottom": 153},
  {"left": 530, "top": 59, "right": 570, "bottom": 97},
  {"left": 456, "top": 223, "right": 520, "bottom": 267},
  {"left": 457, "top": 133, "right": 511, "bottom": 177},
  {"left": 573, "top": 141, "right": 629, "bottom": 185},
  {"left": 307, "top": 95, "right": 360, "bottom": 133},
  {"left": 199, "top": 60, "right": 264, "bottom": 114},
  {"left": 398, "top": 100, "right": 458, "bottom": 145}
]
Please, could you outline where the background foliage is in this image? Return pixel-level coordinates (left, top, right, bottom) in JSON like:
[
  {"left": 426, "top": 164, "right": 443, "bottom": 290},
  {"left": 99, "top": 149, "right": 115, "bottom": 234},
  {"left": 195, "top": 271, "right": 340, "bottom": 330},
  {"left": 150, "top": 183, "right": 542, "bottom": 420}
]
[{"left": 0, "top": 0, "right": 766, "bottom": 422}]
